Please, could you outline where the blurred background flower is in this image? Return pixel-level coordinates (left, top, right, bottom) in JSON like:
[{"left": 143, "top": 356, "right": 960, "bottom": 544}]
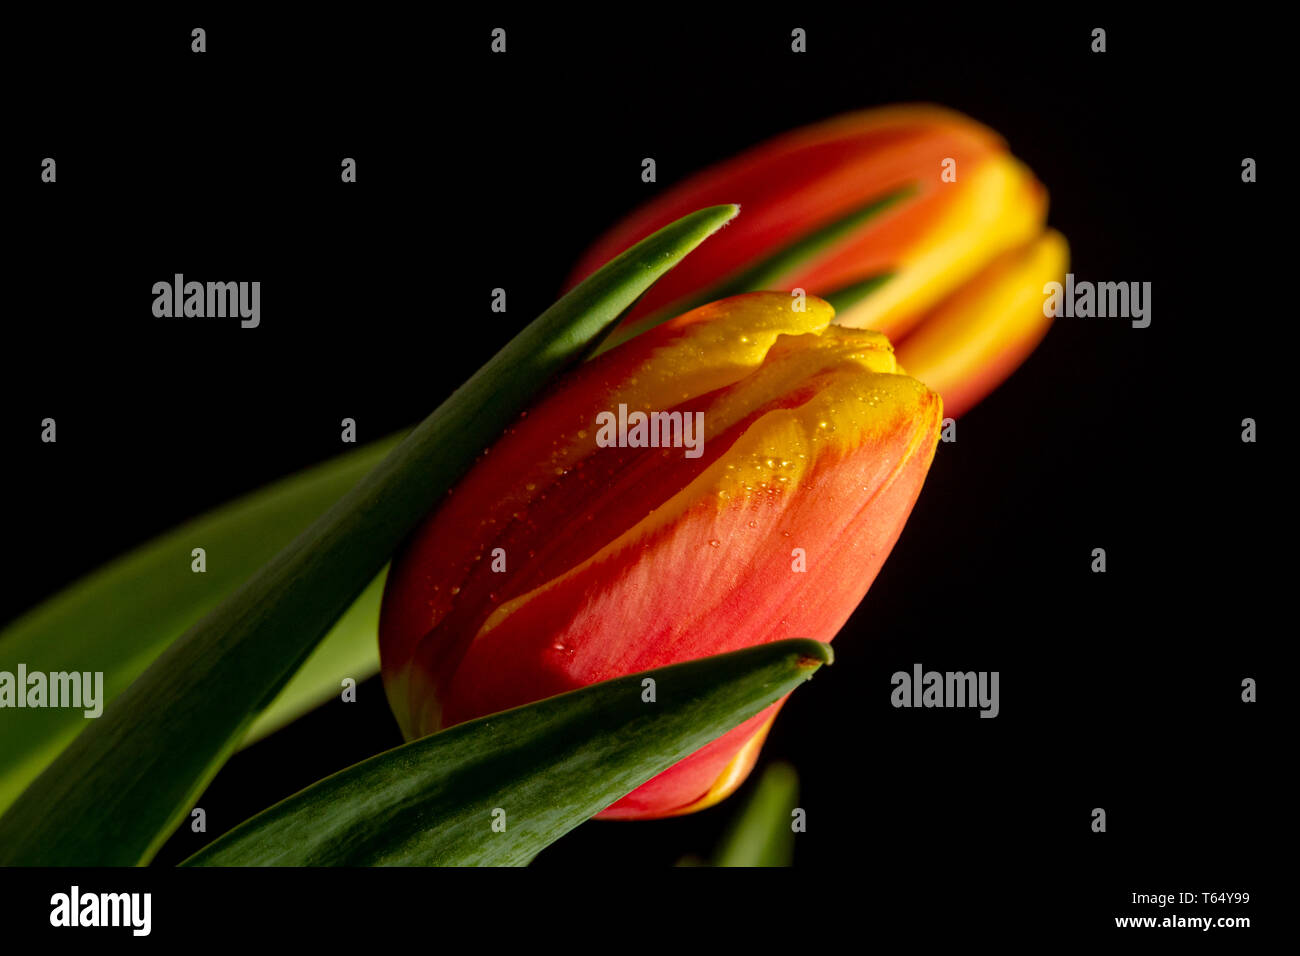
[{"left": 567, "top": 105, "right": 1068, "bottom": 417}]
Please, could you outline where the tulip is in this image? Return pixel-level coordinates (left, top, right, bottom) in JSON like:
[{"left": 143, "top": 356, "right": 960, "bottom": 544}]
[
  {"left": 566, "top": 104, "right": 1068, "bottom": 417},
  {"left": 380, "top": 291, "right": 942, "bottom": 819}
]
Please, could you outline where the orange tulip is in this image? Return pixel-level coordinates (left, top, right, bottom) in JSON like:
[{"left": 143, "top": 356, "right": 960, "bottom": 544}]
[
  {"left": 567, "top": 105, "right": 1068, "bottom": 417},
  {"left": 380, "top": 292, "right": 942, "bottom": 819}
]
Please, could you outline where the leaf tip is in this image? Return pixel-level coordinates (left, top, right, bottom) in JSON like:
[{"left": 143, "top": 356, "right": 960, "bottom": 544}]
[
  {"left": 705, "top": 203, "right": 741, "bottom": 229},
  {"left": 790, "top": 639, "right": 833, "bottom": 670}
]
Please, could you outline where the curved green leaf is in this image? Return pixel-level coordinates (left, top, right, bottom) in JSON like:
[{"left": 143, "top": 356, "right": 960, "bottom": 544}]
[
  {"left": 241, "top": 567, "right": 387, "bottom": 743},
  {"left": 184, "top": 640, "right": 831, "bottom": 866},
  {"left": 0, "top": 436, "right": 400, "bottom": 816},
  {"left": 0, "top": 204, "right": 740, "bottom": 866}
]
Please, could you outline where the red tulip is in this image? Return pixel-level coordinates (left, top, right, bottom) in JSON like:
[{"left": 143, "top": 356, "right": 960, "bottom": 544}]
[
  {"left": 567, "top": 104, "right": 1067, "bottom": 417},
  {"left": 380, "top": 292, "right": 942, "bottom": 819}
]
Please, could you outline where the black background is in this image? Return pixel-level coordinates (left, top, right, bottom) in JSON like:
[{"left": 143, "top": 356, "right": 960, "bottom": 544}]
[{"left": 1, "top": 8, "right": 1280, "bottom": 938}]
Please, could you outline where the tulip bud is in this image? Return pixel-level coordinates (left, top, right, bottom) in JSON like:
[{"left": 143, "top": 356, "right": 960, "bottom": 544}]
[
  {"left": 567, "top": 104, "right": 1067, "bottom": 417},
  {"left": 380, "top": 292, "right": 942, "bottom": 819}
]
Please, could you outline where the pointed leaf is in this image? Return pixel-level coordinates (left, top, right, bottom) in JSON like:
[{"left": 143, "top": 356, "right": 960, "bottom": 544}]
[{"left": 183, "top": 640, "right": 831, "bottom": 866}]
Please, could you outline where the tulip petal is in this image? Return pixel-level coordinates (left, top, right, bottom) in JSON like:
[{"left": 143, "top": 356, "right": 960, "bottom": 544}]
[
  {"left": 827, "top": 152, "right": 1047, "bottom": 337},
  {"left": 895, "top": 230, "right": 1069, "bottom": 417},
  {"left": 381, "top": 292, "right": 942, "bottom": 818},
  {"left": 380, "top": 292, "right": 841, "bottom": 736}
]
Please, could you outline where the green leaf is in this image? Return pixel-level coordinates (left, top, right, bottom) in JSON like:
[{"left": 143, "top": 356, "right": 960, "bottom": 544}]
[
  {"left": 712, "top": 761, "right": 800, "bottom": 867},
  {"left": 821, "top": 272, "right": 896, "bottom": 316},
  {"left": 0, "top": 436, "right": 401, "bottom": 817},
  {"left": 183, "top": 640, "right": 831, "bottom": 866},
  {"left": 242, "top": 567, "right": 387, "bottom": 743},
  {"left": 593, "top": 184, "right": 915, "bottom": 355},
  {"left": 0, "top": 204, "right": 740, "bottom": 866}
]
